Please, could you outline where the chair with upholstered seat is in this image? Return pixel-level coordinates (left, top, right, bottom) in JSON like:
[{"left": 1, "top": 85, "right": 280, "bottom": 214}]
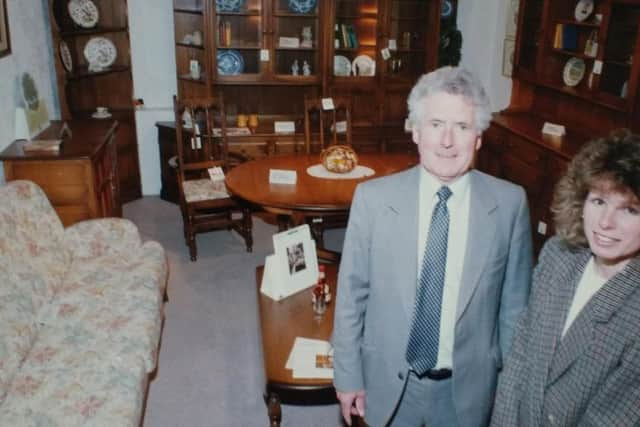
[
  {"left": 174, "top": 95, "right": 253, "bottom": 261},
  {"left": 303, "top": 96, "right": 353, "bottom": 247}
]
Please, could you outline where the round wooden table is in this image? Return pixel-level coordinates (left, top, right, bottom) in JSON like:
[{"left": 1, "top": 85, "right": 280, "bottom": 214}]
[{"left": 225, "top": 152, "right": 418, "bottom": 222}]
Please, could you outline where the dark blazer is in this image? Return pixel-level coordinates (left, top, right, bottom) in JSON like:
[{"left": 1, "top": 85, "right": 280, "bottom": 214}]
[
  {"left": 492, "top": 236, "right": 640, "bottom": 426},
  {"left": 333, "top": 167, "right": 533, "bottom": 427}
]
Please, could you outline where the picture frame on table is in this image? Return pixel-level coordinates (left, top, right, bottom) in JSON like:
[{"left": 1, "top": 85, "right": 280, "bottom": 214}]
[
  {"left": 260, "top": 224, "right": 319, "bottom": 301},
  {"left": 502, "top": 37, "right": 515, "bottom": 77},
  {"left": 0, "top": 0, "right": 11, "bottom": 58}
]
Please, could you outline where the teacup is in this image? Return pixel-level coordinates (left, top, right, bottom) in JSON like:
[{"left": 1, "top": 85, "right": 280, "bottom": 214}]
[
  {"left": 192, "top": 30, "right": 203, "bottom": 46},
  {"left": 96, "top": 106, "right": 109, "bottom": 115}
]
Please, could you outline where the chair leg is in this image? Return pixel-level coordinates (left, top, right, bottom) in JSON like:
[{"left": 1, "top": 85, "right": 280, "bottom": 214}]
[
  {"left": 276, "top": 214, "right": 290, "bottom": 232},
  {"left": 266, "top": 393, "right": 281, "bottom": 427},
  {"left": 242, "top": 208, "right": 253, "bottom": 252}
]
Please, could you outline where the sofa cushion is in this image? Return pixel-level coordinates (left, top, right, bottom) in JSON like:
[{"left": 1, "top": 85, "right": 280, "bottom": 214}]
[
  {"left": 0, "top": 345, "right": 147, "bottom": 427},
  {"left": 0, "top": 180, "right": 70, "bottom": 300}
]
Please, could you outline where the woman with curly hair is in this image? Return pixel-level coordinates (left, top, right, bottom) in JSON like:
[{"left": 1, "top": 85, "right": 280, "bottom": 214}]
[{"left": 491, "top": 130, "right": 640, "bottom": 426}]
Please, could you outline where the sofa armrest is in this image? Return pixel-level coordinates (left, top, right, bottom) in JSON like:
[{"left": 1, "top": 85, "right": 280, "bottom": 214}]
[{"left": 63, "top": 218, "right": 143, "bottom": 259}]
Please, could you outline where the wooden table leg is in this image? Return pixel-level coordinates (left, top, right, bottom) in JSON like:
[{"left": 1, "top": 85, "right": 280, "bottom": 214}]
[{"left": 266, "top": 393, "right": 282, "bottom": 427}]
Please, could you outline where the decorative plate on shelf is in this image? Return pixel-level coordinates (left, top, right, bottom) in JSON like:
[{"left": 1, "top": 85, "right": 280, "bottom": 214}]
[
  {"left": 288, "top": 0, "right": 317, "bottom": 14},
  {"left": 59, "top": 40, "right": 73, "bottom": 73},
  {"left": 84, "top": 37, "right": 117, "bottom": 70},
  {"left": 574, "top": 0, "right": 594, "bottom": 22},
  {"left": 562, "top": 57, "right": 586, "bottom": 87},
  {"left": 441, "top": 0, "right": 453, "bottom": 18},
  {"left": 352, "top": 54, "right": 375, "bottom": 76},
  {"left": 67, "top": 0, "right": 99, "bottom": 28},
  {"left": 217, "top": 49, "right": 244, "bottom": 75},
  {"left": 216, "top": 0, "right": 244, "bottom": 12},
  {"left": 334, "top": 55, "right": 351, "bottom": 77}
]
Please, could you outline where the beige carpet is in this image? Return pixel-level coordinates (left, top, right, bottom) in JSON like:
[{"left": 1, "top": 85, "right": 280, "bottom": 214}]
[{"left": 124, "top": 196, "right": 345, "bottom": 427}]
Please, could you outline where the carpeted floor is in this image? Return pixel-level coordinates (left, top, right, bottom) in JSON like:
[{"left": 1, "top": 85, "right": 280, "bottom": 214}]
[{"left": 124, "top": 196, "right": 345, "bottom": 427}]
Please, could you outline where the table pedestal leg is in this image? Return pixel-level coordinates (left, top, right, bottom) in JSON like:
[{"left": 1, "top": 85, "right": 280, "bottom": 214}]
[{"left": 266, "top": 393, "right": 281, "bottom": 427}]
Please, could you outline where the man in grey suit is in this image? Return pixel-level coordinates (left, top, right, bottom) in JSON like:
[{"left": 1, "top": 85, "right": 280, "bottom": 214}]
[{"left": 332, "top": 66, "right": 533, "bottom": 427}]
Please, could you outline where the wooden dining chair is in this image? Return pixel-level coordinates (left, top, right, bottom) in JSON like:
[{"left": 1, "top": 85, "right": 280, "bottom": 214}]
[
  {"left": 303, "top": 96, "right": 353, "bottom": 154},
  {"left": 302, "top": 96, "right": 353, "bottom": 246},
  {"left": 173, "top": 95, "right": 253, "bottom": 261}
]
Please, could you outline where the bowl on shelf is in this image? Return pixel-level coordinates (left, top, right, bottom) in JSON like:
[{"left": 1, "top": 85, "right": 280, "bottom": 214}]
[{"left": 321, "top": 145, "right": 358, "bottom": 173}]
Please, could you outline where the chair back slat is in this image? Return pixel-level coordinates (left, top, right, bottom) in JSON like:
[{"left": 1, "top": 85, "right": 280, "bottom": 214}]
[{"left": 303, "top": 97, "right": 353, "bottom": 154}]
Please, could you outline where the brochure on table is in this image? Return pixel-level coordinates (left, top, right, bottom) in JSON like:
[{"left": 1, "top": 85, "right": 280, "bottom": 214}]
[{"left": 261, "top": 224, "right": 318, "bottom": 301}]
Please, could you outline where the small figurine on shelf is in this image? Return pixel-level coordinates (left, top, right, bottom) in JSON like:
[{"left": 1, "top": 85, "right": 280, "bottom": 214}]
[
  {"left": 291, "top": 59, "right": 300, "bottom": 76},
  {"left": 311, "top": 265, "right": 331, "bottom": 316},
  {"left": 302, "top": 60, "right": 311, "bottom": 76},
  {"left": 301, "top": 26, "right": 313, "bottom": 48}
]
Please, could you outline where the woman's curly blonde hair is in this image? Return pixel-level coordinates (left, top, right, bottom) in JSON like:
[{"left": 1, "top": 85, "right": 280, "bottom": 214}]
[{"left": 551, "top": 129, "right": 640, "bottom": 247}]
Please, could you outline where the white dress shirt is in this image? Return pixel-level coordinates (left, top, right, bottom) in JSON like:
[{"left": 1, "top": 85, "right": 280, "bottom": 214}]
[
  {"left": 416, "top": 168, "right": 470, "bottom": 369},
  {"left": 562, "top": 256, "right": 607, "bottom": 337}
]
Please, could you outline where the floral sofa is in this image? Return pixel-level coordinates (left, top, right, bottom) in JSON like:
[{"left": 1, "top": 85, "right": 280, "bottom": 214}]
[{"left": 0, "top": 180, "right": 168, "bottom": 426}]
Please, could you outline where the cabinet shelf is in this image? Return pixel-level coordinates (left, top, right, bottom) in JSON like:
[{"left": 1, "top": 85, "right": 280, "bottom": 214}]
[
  {"left": 216, "top": 9, "right": 261, "bottom": 16},
  {"left": 60, "top": 26, "right": 129, "bottom": 37},
  {"left": 65, "top": 65, "right": 131, "bottom": 80},
  {"left": 174, "top": 8, "right": 203, "bottom": 15},
  {"left": 550, "top": 48, "right": 596, "bottom": 60},
  {"left": 176, "top": 42, "right": 205, "bottom": 49}
]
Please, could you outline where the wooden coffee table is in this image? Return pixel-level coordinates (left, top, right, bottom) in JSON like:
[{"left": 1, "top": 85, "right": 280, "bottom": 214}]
[{"left": 256, "top": 263, "right": 338, "bottom": 423}]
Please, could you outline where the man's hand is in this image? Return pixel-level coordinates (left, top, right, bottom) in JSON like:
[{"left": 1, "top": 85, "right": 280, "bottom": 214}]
[{"left": 336, "top": 389, "right": 365, "bottom": 426}]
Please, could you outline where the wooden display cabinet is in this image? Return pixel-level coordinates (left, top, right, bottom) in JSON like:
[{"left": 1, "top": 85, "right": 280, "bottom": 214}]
[
  {"left": 48, "top": 0, "right": 142, "bottom": 203},
  {"left": 477, "top": 0, "right": 640, "bottom": 255},
  {"left": 173, "top": 0, "right": 455, "bottom": 154}
]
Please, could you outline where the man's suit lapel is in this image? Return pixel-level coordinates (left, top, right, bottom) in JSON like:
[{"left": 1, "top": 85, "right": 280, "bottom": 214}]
[
  {"left": 456, "top": 171, "right": 497, "bottom": 321},
  {"left": 548, "top": 257, "right": 640, "bottom": 385},
  {"left": 386, "top": 166, "right": 420, "bottom": 316}
]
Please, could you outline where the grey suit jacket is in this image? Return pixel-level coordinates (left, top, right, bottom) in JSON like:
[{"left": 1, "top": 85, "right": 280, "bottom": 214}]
[
  {"left": 333, "top": 167, "right": 533, "bottom": 427},
  {"left": 491, "top": 236, "right": 640, "bottom": 426}
]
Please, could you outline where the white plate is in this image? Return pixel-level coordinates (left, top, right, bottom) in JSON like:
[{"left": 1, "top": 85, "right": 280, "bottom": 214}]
[
  {"left": 334, "top": 55, "right": 351, "bottom": 76},
  {"left": 574, "top": 0, "right": 594, "bottom": 22},
  {"left": 352, "top": 54, "right": 375, "bottom": 76},
  {"left": 59, "top": 40, "right": 73, "bottom": 73},
  {"left": 68, "top": 0, "right": 99, "bottom": 28},
  {"left": 562, "top": 57, "right": 586, "bottom": 87},
  {"left": 84, "top": 37, "right": 117, "bottom": 70},
  {"left": 92, "top": 111, "right": 112, "bottom": 119}
]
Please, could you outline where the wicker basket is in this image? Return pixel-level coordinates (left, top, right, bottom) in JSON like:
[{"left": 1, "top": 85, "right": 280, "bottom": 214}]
[{"left": 321, "top": 145, "right": 358, "bottom": 173}]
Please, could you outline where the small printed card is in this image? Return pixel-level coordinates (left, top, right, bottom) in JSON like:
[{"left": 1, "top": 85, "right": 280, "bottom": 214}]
[
  {"left": 260, "top": 49, "right": 270, "bottom": 61},
  {"left": 381, "top": 47, "right": 391, "bottom": 60},
  {"left": 279, "top": 37, "right": 300, "bottom": 48},
  {"left": 542, "top": 122, "right": 566, "bottom": 137},
  {"left": 388, "top": 39, "right": 397, "bottom": 50},
  {"left": 269, "top": 169, "right": 297, "bottom": 185},
  {"left": 274, "top": 121, "right": 296, "bottom": 134},
  {"left": 321, "top": 97, "right": 335, "bottom": 110},
  {"left": 208, "top": 166, "right": 225, "bottom": 182}
]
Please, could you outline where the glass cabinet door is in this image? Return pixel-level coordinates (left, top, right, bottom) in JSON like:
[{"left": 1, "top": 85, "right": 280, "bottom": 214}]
[
  {"left": 271, "top": 0, "right": 321, "bottom": 80},
  {"left": 597, "top": 2, "right": 640, "bottom": 108},
  {"left": 213, "top": 0, "right": 263, "bottom": 80},
  {"left": 332, "top": 0, "right": 379, "bottom": 80},
  {"left": 174, "top": 0, "right": 207, "bottom": 96},
  {"left": 385, "top": 0, "right": 430, "bottom": 82}
]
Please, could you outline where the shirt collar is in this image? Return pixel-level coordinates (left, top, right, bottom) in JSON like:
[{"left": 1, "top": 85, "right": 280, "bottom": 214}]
[{"left": 419, "top": 168, "right": 470, "bottom": 208}]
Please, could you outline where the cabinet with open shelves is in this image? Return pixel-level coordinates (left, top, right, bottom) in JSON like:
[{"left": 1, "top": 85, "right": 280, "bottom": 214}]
[{"left": 48, "top": 0, "right": 142, "bottom": 203}]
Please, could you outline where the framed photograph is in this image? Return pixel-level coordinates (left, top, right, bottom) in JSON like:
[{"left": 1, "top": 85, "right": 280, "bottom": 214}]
[
  {"left": 0, "top": 0, "right": 11, "bottom": 58},
  {"left": 502, "top": 38, "right": 516, "bottom": 77},
  {"left": 261, "top": 224, "right": 319, "bottom": 301}
]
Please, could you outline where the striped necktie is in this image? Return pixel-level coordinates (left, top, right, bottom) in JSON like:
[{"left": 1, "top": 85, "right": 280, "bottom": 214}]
[{"left": 406, "top": 185, "right": 452, "bottom": 375}]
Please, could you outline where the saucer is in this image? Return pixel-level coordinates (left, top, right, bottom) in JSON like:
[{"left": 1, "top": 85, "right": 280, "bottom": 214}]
[{"left": 92, "top": 111, "right": 112, "bottom": 119}]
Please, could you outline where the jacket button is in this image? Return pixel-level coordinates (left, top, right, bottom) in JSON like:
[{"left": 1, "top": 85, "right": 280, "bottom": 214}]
[
  {"left": 397, "top": 372, "right": 404, "bottom": 380},
  {"left": 548, "top": 414, "right": 555, "bottom": 425}
]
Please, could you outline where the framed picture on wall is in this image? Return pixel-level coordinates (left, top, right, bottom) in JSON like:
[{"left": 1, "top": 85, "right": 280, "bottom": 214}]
[{"left": 0, "top": 0, "right": 10, "bottom": 57}]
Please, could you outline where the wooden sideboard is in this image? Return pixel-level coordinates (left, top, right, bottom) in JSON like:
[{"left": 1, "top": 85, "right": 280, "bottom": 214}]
[{"left": 0, "top": 120, "right": 121, "bottom": 227}]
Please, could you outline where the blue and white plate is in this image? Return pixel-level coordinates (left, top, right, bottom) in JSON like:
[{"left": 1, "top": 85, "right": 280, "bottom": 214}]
[
  {"left": 441, "top": 0, "right": 453, "bottom": 18},
  {"left": 287, "top": 0, "right": 317, "bottom": 14},
  {"left": 216, "top": 0, "right": 244, "bottom": 13},
  {"left": 217, "top": 50, "right": 244, "bottom": 75}
]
